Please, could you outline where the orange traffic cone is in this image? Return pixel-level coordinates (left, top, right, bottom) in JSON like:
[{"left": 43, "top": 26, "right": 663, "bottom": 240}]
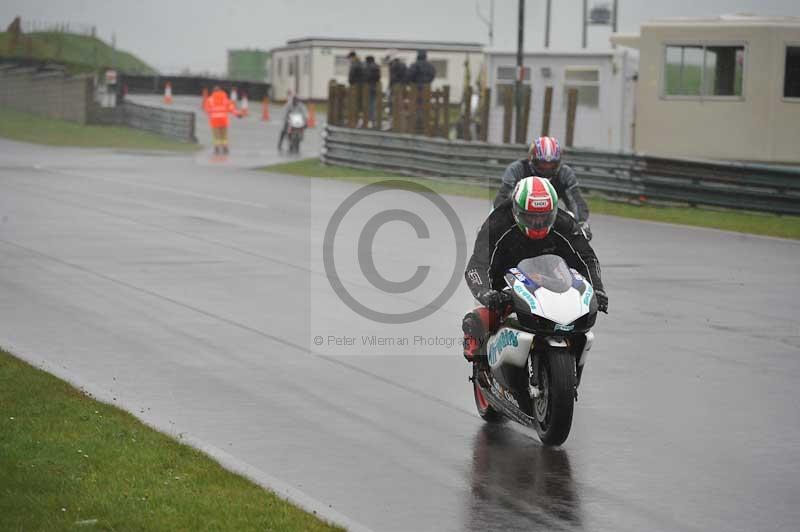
[
  {"left": 262, "top": 97, "right": 270, "bottom": 121},
  {"left": 308, "top": 103, "right": 316, "bottom": 128},
  {"left": 164, "top": 82, "right": 173, "bottom": 104}
]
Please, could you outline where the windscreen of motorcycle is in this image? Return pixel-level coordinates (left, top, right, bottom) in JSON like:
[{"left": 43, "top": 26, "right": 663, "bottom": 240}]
[
  {"left": 516, "top": 255, "right": 572, "bottom": 294},
  {"left": 288, "top": 112, "right": 306, "bottom": 128}
]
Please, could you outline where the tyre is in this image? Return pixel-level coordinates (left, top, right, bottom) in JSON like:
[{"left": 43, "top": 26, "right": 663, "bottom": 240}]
[
  {"left": 472, "top": 364, "right": 504, "bottom": 423},
  {"left": 532, "top": 350, "right": 576, "bottom": 446},
  {"left": 289, "top": 135, "right": 300, "bottom": 153}
]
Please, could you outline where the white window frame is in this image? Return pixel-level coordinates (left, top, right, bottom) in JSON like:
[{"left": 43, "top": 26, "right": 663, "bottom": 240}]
[
  {"left": 781, "top": 42, "right": 800, "bottom": 103},
  {"left": 563, "top": 65, "right": 601, "bottom": 109},
  {"left": 496, "top": 65, "right": 531, "bottom": 82},
  {"left": 661, "top": 41, "right": 748, "bottom": 101}
]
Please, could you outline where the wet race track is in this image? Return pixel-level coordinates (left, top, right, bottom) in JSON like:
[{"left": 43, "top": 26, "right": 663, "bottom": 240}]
[{"left": 1, "top": 105, "right": 799, "bottom": 531}]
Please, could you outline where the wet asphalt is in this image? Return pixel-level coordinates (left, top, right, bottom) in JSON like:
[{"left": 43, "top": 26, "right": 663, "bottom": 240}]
[{"left": 0, "top": 107, "right": 799, "bottom": 531}]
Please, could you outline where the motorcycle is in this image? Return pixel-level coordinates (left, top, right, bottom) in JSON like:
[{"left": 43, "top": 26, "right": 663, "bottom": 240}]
[
  {"left": 287, "top": 111, "right": 306, "bottom": 154},
  {"left": 471, "top": 254, "right": 598, "bottom": 446}
]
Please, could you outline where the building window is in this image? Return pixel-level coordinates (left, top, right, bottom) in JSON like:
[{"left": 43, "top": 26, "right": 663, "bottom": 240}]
[
  {"left": 303, "top": 54, "right": 310, "bottom": 75},
  {"left": 494, "top": 66, "right": 531, "bottom": 105},
  {"left": 288, "top": 56, "right": 295, "bottom": 76},
  {"left": 785, "top": 46, "right": 800, "bottom": 98},
  {"left": 277, "top": 57, "right": 283, "bottom": 78},
  {"left": 430, "top": 59, "right": 448, "bottom": 78},
  {"left": 496, "top": 66, "right": 530, "bottom": 81},
  {"left": 664, "top": 44, "right": 744, "bottom": 97},
  {"left": 564, "top": 67, "right": 600, "bottom": 107},
  {"left": 334, "top": 55, "right": 349, "bottom": 76}
]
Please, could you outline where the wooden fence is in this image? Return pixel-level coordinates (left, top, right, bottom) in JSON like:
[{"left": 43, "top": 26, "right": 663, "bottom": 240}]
[
  {"left": 327, "top": 79, "right": 578, "bottom": 145},
  {"left": 327, "top": 80, "right": 493, "bottom": 141}
]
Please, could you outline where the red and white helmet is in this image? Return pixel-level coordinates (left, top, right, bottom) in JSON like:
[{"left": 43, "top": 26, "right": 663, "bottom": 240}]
[
  {"left": 528, "top": 136, "right": 562, "bottom": 178},
  {"left": 511, "top": 176, "right": 559, "bottom": 239}
]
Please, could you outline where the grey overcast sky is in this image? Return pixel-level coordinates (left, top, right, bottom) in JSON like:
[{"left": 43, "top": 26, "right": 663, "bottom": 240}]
[{"left": 2, "top": 0, "right": 798, "bottom": 74}]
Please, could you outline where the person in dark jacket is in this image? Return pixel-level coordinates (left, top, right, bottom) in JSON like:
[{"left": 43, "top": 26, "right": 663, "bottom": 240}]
[
  {"left": 385, "top": 50, "right": 407, "bottom": 88},
  {"left": 405, "top": 49, "right": 436, "bottom": 85},
  {"left": 462, "top": 176, "right": 607, "bottom": 362},
  {"left": 494, "top": 136, "right": 592, "bottom": 240},
  {"left": 347, "top": 51, "right": 364, "bottom": 122},
  {"left": 347, "top": 51, "right": 364, "bottom": 86},
  {"left": 405, "top": 50, "right": 436, "bottom": 131},
  {"left": 364, "top": 55, "right": 381, "bottom": 124}
]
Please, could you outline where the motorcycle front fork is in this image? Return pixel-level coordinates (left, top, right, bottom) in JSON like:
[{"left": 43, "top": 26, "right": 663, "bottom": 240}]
[{"left": 528, "top": 347, "right": 582, "bottom": 402}]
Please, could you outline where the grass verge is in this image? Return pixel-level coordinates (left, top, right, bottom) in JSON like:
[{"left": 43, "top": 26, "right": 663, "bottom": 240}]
[
  {"left": 261, "top": 158, "right": 800, "bottom": 240},
  {"left": 0, "top": 349, "right": 342, "bottom": 532},
  {"left": 0, "top": 31, "right": 156, "bottom": 75},
  {"left": 0, "top": 106, "right": 200, "bottom": 152}
]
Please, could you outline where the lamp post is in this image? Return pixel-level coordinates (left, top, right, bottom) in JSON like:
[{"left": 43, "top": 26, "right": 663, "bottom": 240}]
[
  {"left": 544, "top": 0, "right": 551, "bottom": 48},
  {"left": 515, "top": 0, "right": 525, "bottom": 143}
]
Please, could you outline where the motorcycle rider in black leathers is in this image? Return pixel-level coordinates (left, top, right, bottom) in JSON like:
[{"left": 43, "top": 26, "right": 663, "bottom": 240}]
[
  {"left": 494, "top": 136, "right": 592, "bottom": 240},
  {"left": 463, "top": 176, "right": 607, "bottom": 362}
]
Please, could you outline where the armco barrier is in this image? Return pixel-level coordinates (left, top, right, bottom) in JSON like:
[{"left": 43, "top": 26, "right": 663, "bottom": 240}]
[
  {"left": 322, "top": 126, "right": 800, "bottom": 215},
  {"left": 120, "top": 102, "right": 195, "bottom": 142}
]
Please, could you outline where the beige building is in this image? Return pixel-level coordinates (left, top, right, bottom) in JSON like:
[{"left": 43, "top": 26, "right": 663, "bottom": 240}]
[
  {"left": 269, "top": 37, "right": 484, "bottom": 102},
  {"left": 612, "top": 15, "right": 800, "bottom": 163}
]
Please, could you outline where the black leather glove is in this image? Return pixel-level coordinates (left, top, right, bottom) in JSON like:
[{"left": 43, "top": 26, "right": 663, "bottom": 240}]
[
  {"left": 579, "top": 221, "right": 593, "bottom": 241},
  {"left": 477, "top": 289, "right": 512, "bottom": 311},
  {"left": 595, "top": 289, "right": 608, "bottom": 314}
]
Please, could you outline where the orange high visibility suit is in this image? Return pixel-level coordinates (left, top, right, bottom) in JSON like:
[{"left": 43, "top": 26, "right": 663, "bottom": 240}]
[{"left": 203, "top": 89, "right": 240, "bottom": 128}]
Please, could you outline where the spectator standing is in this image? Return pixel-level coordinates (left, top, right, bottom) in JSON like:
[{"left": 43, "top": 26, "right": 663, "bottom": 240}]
[
  {"left": 405, "top": 50, "right": 436, "bottom": 131},
  {"left": 406, "top": 49, "right": 436, "bottom": 86},
  {"left": 385, "top": 50, "right": 407, "bottom": 89},
  {"left": 364, "top": 55, "right": 381, "bottom": 125},
  {"left": 347, "top": 51, "right": 365, "bottom": 124}
]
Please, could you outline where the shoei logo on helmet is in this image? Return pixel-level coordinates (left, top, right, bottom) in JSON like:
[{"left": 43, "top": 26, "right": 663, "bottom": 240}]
[{"left": 530, "top": 198, "right": 550, "bottom": 209}]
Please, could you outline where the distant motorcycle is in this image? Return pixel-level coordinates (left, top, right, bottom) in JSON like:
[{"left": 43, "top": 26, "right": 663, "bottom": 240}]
[
  {"left": 287, "top": 111, "right": 306, "bottom": 154},
  {"left": 471, "top": 254, "right": 598, "bottom": 446}
]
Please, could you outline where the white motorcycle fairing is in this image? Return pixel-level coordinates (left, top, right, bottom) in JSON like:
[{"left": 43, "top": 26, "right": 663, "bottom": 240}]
[
  {"left": 486, "top": 327, "right": 534, "bottom": 369},
  {"left": 508, "top": 266, "right": 593, "bottom": 326}
]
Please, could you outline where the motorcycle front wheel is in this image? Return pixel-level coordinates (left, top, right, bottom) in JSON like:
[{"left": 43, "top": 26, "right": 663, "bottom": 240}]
[{"left": 532, "top": 350, "right": 576, "bottom": 446}]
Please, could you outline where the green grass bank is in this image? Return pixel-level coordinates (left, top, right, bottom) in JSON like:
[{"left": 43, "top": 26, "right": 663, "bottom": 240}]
[
  {"left": 0, "top": 348, "right": 342, "bottom": 532},
  {"left": 0, "top": 30, "right": 156, "bottom": 74},
  {"left": 0, "top": 106, "right": 200, "bottom": 151}
]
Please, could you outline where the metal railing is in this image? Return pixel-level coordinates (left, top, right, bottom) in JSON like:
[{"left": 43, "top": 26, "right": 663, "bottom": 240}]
[
  {"left": 322, "top": 126, "right": 800, "bottom": 215},
  {"left": 120, "top": 102, "right": 196, "bottom": 143}
]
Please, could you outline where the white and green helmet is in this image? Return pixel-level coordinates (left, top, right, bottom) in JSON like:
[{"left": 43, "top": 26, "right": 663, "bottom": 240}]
[{"left": 511, "top": 176, "right": 559, "bottom": 239}]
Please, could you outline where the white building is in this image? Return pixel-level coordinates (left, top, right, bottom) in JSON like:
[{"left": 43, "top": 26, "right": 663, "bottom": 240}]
[
  {"left": 270, "top": 37, "right": 484, "bottom": 102},
  {"left": 484, "top": 49, "right": 638, "bottom": 151},
  {"left": 612, "top": 15, "right": 800, "bottom": 163}
]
